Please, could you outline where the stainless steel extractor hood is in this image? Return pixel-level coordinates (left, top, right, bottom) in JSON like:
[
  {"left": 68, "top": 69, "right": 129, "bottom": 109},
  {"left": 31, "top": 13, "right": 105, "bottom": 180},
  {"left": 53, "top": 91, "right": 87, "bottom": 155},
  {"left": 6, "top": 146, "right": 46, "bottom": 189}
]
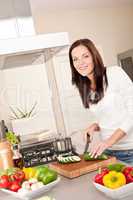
[
  {"left": 0, "top": 0, "right": 69, "bottom": 57},
  {"left": 0, "top": 32, "right": 69, "bottom": 57}
]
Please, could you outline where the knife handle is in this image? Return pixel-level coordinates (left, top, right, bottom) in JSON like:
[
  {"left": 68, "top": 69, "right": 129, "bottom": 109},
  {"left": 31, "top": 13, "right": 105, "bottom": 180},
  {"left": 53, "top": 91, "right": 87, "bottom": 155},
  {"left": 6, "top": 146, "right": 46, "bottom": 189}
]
[{"left": 86, "top": 133, "right": 91, "bottom": 143}]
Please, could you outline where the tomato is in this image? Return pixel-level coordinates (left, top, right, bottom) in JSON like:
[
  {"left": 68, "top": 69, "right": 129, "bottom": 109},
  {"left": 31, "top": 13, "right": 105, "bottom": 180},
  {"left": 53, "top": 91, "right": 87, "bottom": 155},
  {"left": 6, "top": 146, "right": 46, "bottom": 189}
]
[
  {"left": 14, "top": 171, "right": 25, "bottom": 182},
  {"left": 10, "top": 170, "right": 25, "bottom": 183},
  {"left": 9, "top": 181, "right": 21, "bottom": 192},
  {"left": 0, "top": 175, "right": 11, "bottom": 188}
]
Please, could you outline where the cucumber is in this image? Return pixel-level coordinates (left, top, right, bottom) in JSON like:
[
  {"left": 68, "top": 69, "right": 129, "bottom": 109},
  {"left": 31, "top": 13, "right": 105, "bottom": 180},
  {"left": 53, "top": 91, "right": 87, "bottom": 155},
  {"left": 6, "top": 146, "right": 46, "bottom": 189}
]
[
  {"left": 67, "top": 156, "right": 74, "bottom": 162},
  {"left": 84, "top": 152, "right": 108, "bottom": 161},
  {"left": 57, "top": 156, "right": 66, "bottom": 163},
  {"left": 63, "top": 157, "right": 69, "bottom": 163},
  {"left": 72, "top": 156, "right": 81, "bottom": 162},
  {"left": 66, "top": 156, "right": 81, "bottom": 163},
  {"left": 57, "top": 155, "right": 81, "bottom": 164}
]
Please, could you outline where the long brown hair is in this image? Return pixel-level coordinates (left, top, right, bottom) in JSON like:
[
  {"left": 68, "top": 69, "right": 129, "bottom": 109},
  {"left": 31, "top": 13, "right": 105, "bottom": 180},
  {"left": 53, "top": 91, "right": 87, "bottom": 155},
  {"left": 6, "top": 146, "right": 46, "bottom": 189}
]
[{"left": 69, "top": 39, "right": 108, "bottom": 108}]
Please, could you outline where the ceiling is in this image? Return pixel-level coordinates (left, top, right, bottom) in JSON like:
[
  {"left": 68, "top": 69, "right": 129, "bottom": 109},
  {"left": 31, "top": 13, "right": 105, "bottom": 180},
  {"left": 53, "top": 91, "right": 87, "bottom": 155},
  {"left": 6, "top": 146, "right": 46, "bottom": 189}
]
[{"left": 30, "top": 0, "right": 133, "bottom": 10}]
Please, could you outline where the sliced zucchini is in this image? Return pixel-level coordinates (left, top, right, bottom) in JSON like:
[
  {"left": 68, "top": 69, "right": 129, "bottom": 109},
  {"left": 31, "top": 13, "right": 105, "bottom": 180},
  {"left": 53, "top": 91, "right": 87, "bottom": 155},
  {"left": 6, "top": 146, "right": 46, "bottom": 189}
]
[
  {"left": 63, "top": 157, "right": 70, "bottom": 163},
  {"left": 57, "top": 155, "right": 81, "bottom": 164},
  {"left": 68, "top": 156, "right": 75, "bottom": 162},
  {"left": 72, "top": 156, "right": 81, "bottom": 162}
]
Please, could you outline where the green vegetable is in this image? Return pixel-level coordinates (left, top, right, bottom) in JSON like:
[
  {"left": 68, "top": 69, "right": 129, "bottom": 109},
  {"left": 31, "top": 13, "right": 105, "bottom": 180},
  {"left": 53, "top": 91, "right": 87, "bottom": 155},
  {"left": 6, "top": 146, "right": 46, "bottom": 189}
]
[
  {"left": 107, "top": 163, "right": 126, "bottom": 172},
  {"left": 83, "top": 152, "right": 108, "bottom": 161},
  {"left": 6, "top": 131, "right": 20, "bottom": 145},
  {"left": 42, "top": 170, "right": 57, "bottom": 185},
  {"left": 57, "top": 155, "right": 81, "bottom": 164},
  {"left": 34, "top": 166, "right": 49, "bottom": 180},
  {"left": 6, "top": 167, "right": 19, "bottom": 175}
]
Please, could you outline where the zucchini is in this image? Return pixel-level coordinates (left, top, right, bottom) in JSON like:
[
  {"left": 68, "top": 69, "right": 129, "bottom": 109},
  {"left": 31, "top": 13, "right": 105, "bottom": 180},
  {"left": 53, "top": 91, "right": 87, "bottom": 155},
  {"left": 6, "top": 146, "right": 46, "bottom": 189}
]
[
  {"left": 72, "top": 156, "right": 81, "bottom": 162},
  {"left": 63, "top": 157, "right": 69, "bottom": 163},
  {"left": 83, "top": 152, "right": 108, "bottom": 161},
  {"left": 57, "top": 155, "right": 81, "bottom": 164},
  {"left": 67, "top": 156, "right": 74, "bottom": 162}
]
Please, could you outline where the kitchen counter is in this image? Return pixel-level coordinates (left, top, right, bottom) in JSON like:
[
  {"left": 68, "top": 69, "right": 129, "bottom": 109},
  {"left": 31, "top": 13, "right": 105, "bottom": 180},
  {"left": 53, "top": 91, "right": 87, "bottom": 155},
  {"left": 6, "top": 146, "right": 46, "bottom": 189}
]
[{"left": 0, "top": 171, "right": 133, "bottom": 200}]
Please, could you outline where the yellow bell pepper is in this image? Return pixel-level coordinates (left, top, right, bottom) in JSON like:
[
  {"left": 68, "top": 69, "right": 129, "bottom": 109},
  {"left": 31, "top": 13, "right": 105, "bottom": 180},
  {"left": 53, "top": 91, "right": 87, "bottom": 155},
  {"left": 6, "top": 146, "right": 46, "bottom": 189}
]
[
  {"left": 103, "top": 171, "right": 126, "bottom": 189},
  {"left": 23, "top": 167, "right": 36, "bottom": 180}
]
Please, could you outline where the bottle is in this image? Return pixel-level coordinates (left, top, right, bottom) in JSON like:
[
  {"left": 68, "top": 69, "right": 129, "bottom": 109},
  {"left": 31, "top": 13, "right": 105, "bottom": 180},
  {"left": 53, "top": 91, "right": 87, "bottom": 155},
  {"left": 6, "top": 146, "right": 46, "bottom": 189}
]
[
  {"left": 12, "top": 144, "right": 23, "bottom": 169},
  {"left": 0, "top": 120, "right": 14, "bottom": 170}
]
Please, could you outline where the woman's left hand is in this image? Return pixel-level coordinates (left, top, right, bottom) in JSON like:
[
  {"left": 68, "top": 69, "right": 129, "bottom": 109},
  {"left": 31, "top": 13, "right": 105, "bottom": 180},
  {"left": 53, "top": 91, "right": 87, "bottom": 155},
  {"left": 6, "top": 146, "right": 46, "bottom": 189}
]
[{"left": 89, "top": 140, "right": 110, "bottom": 158}]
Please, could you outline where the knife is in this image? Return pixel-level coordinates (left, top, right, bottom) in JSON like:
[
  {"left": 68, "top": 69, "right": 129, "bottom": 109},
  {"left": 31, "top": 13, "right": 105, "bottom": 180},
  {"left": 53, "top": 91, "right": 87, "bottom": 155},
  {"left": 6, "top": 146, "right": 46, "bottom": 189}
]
[{"left": 84, "top": 134, "right": 91, "bottom": 154}]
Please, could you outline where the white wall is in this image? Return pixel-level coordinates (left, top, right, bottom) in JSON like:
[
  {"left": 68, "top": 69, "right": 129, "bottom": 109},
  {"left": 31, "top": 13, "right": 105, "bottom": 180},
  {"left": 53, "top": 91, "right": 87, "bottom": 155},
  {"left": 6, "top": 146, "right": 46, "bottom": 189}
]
[{"left": 30, "top": 5, "right": 133, "bottom": 66}]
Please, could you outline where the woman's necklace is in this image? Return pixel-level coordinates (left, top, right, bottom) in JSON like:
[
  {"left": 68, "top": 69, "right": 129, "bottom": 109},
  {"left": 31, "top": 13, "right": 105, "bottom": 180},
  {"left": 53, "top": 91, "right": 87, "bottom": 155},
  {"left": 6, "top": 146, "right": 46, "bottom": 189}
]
[{"left": 88, "top": 90, "right": 97, "bottom": 103}]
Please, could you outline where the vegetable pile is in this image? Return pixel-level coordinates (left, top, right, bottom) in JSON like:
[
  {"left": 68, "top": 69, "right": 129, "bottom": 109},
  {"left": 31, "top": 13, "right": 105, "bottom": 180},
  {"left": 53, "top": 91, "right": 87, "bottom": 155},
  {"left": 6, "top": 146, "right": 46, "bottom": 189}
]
[
  {"left": 57, "top": 152, "right": 108, "bottom": 164},
  {"left": 0, "top": 166, "right": 57, "bottom": 193},
  {"left": 94, "top": 163, "right": 133, "bottom": 189},
  {"left": 57, "top": 155, "right": 81, "bottom": 164}
]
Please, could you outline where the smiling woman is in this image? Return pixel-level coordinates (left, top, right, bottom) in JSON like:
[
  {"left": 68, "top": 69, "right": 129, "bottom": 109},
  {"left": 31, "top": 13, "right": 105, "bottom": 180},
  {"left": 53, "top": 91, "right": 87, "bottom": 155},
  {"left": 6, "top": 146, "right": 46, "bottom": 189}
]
[
  {"left": 71, "top": 45, "right": 94, "bottom": 77},
  {"left": 69, "top": 38, "right": 108, "bottom": 107},
  {"left": 68, "top": 38, "right": 133, "bottom": 164}
]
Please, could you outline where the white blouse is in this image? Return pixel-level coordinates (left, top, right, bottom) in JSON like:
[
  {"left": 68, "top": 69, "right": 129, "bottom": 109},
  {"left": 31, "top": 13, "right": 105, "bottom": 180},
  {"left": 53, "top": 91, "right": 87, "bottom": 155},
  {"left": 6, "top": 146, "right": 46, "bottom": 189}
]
[{"left": 90, "top": 66, "right": 133, "bottom": 150}]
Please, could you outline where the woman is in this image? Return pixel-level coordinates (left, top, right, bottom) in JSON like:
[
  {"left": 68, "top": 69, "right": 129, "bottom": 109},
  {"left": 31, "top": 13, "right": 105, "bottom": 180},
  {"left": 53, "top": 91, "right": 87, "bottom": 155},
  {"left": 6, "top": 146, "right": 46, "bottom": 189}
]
[{"left": 69, "top": 38, "right": 133, "bottom": 164}]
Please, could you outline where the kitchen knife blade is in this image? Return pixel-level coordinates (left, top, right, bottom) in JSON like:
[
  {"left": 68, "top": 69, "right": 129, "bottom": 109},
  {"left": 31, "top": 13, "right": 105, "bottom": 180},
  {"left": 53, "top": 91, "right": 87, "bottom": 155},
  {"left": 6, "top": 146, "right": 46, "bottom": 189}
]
[{"left": 84, "top": 134, "right": 91, "bottom": 154}]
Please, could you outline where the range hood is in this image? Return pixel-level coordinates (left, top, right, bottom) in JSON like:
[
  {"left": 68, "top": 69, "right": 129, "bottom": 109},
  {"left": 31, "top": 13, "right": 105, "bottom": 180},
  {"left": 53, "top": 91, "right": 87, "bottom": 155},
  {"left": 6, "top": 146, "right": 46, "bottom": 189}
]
[
  {"left": 0, "top": 0, "right": 69, "bottom": 58},
  {"left": 0, "top": 32, "right": 69, "bottom": 57}
]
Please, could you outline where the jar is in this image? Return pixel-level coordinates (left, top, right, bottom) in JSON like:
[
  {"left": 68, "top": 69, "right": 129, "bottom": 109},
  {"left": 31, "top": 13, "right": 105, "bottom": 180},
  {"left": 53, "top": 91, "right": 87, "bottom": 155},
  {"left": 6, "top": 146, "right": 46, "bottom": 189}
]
[{"left": 0, "top": 140, "right": 14, "bottom": 170}]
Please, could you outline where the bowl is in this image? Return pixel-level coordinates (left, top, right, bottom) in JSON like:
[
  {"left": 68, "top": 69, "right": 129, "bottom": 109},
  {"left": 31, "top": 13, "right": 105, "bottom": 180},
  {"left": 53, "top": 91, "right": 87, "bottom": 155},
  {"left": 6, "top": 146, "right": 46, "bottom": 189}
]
[
  {"left": 93, "top": 181, "right": 133, "bottom": 199},
  {"left": 0, "top": 177, "right": 60, "bottom": 200}
]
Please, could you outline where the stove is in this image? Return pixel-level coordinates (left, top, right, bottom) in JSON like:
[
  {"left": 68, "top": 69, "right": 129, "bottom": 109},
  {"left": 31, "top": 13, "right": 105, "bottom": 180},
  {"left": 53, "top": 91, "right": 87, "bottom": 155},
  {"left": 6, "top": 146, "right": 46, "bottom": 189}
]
[{"left": 20, "top": 137, "right": 76, "bottom": 167}]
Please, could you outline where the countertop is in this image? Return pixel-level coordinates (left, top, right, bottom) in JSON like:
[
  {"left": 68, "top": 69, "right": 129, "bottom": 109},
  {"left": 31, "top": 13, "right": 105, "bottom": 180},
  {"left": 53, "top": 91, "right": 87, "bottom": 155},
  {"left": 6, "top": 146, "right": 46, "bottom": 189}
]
[{"left": 0, "top": 171, "right": 133, "bottom": 200}]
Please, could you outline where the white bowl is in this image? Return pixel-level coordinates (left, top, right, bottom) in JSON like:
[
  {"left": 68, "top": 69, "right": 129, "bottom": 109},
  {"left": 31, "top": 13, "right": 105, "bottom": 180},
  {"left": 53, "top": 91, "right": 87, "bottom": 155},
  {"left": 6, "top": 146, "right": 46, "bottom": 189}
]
[
  {"left": 1, "top": 177, "right": 60, "bottom": 200},
  {"left": 93, "top": 181, "right": 133, "bottom": 199}
]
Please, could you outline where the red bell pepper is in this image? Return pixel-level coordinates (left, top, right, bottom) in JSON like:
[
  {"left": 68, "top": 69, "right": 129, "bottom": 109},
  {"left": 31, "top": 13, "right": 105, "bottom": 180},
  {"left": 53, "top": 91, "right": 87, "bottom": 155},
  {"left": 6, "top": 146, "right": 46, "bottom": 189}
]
[
  {"left": 94, "top": 168, "right": 109, "bottom": 185},
  {"left": 123, "top": 166, "right": 133, "bottom": 183}
]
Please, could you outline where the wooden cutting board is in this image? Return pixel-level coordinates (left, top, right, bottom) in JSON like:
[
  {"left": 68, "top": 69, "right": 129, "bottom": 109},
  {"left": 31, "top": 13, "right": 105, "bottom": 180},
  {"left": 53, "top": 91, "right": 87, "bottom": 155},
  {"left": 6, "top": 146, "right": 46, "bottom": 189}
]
[{"left": 49, "top": 156, "right": 117, "bottom": 179}]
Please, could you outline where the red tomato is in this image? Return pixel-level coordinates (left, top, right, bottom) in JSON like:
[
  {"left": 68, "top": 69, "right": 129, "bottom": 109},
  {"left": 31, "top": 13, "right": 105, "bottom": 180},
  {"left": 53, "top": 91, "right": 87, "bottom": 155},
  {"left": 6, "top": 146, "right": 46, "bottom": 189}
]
[
  {"left": 14, "top": 170, "right": 25, "bottom": 182},
  {"left": 0, "top": 175, "right": 11, "bottom": 188},
  {"left": 9, "top": 181, "right": 21, "bottom": 192},
  {"left": 10, "top": 170, "right": 25, "bottom": 183}
]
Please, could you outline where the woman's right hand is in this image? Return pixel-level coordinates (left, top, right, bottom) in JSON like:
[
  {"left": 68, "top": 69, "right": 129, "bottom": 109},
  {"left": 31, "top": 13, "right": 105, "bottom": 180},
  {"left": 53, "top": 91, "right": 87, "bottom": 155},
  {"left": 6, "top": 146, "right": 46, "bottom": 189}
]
[{"left": 83, "top": 123, "right": 100, "bottom": 141}]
